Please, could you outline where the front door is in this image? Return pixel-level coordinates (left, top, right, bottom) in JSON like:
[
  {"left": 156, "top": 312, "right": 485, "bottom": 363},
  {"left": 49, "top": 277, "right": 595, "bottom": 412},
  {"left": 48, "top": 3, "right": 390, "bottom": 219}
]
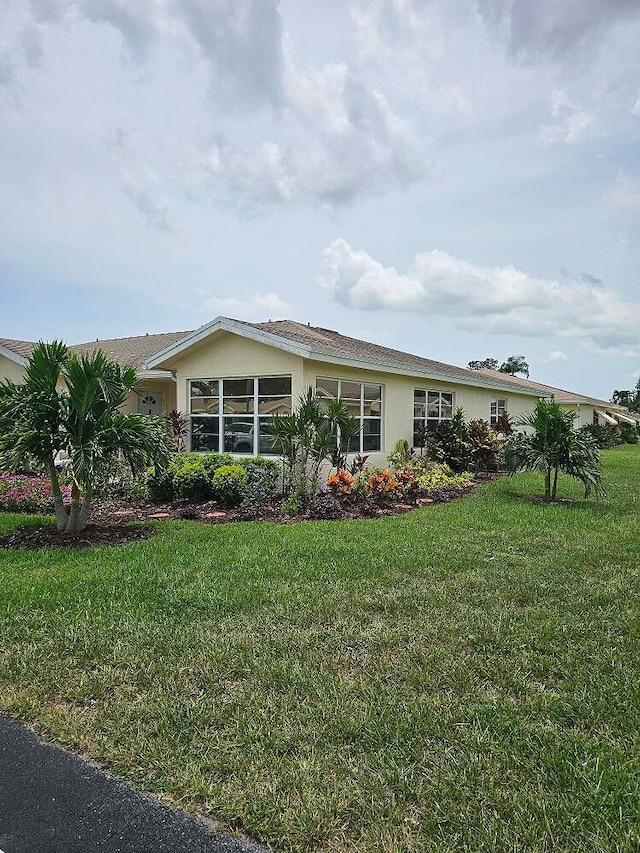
[{"left": 138, "top": 392, "right": 164, "bottom": 417}]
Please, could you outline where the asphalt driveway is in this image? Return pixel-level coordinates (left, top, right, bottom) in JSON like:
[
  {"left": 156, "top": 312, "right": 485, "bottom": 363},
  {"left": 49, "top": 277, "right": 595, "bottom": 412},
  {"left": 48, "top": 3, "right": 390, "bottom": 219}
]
[{"left": 0, "top": 716, "right": 266, "bottom": 853}]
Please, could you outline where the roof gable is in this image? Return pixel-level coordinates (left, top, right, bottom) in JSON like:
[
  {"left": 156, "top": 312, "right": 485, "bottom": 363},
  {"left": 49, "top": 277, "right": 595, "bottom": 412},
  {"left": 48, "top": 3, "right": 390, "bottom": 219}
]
[{"left": 146, "top": 317, "right": 548, "bottom": 396}]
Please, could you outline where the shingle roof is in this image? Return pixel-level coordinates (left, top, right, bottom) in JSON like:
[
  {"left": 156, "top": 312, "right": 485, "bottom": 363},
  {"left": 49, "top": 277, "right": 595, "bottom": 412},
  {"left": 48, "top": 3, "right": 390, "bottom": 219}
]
[
  {"left": 70, "top": 331, "right": 193, "bottom": 370},
  {"left": 242, "top": 319, "right": 545, "bottom": 394},
  {"left": 475, "top": 369, "right": 616, "bottom": 408},
  {"left": 0, "top": 338, "right": 39, "bottom": 360}
]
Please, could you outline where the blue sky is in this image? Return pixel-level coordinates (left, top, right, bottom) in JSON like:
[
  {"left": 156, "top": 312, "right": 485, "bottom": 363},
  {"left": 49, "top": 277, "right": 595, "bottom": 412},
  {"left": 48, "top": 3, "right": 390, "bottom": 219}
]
[{"left": 1, "top": 0, "right": 639, "bottom": 399}]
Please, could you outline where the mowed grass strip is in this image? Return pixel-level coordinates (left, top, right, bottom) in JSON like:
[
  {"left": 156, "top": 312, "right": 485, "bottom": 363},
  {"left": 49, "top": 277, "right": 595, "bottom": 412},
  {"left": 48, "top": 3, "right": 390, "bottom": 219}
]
[{"left": 1, "top": 445, "right": 639, "bottom": 852}]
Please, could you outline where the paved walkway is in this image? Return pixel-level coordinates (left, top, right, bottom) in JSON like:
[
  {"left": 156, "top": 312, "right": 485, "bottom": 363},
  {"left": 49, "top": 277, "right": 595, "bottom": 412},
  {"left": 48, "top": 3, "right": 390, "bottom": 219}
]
[{"left": 0, "top": 716, "right": 265, "bottom": 853}]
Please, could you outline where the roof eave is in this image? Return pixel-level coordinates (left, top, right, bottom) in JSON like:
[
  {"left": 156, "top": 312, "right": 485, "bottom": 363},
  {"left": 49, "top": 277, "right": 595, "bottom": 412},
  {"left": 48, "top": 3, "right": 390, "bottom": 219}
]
[
  {"left": 144, "top": 316, "right": 312, "bottom": 368},
  {"left": 0, "top": 344, "right": 28, "bottom": 367},
  {"left": 304, "top": 349, "right": 550, "bottom": 395}
]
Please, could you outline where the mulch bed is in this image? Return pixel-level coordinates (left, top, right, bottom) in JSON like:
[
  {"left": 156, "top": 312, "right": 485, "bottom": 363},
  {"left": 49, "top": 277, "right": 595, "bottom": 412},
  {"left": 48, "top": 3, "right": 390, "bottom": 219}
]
[
  {"left": 1, "top": 479, "right": 489, "bottom": 551},
  {"left": 0, "top": 522, "right": 155, "bottom": 551}
]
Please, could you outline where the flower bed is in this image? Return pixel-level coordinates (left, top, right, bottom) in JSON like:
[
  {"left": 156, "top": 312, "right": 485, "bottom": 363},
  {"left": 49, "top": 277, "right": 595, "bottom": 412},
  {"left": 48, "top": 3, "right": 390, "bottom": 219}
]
[{"left": 0, "top": 474, "right": 72, "bottom": 514}]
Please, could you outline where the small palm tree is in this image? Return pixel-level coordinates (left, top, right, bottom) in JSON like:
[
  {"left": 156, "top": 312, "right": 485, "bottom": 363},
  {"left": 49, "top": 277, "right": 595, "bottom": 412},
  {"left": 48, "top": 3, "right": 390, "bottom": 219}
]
[
  {"left": 504, "top": 400, "right": 604, "bottom": 501},
  {"left": 0, "top": 341, "right": 174, "bottom": 534}
]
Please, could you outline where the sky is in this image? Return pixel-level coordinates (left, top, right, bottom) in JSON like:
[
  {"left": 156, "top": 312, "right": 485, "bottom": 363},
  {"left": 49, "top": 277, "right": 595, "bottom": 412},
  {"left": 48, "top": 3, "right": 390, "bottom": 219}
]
[{"left": 1, "top": 0, "right": 639, "bottom": 400}]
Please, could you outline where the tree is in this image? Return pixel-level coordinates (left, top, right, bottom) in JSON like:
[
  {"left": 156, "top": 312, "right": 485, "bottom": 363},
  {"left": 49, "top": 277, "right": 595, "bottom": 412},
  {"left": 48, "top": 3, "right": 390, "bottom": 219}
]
[
  {"left": 611, "top": 378, "right": 640, "bottom": 412},
  {"left": 504, "top": 400, "right": 604, "bottom": 501},
  {"left": 468, "top": 358, "right": 499, "bottom": 371},
  {"left": 0, "top": 341, "right": 173, "bottom": 534},
  {"left": 499, "top": 355, "right": 529, "bottom": 378},
  {"left": 266, "top": 387, "right": 361, "bottom": 507}
]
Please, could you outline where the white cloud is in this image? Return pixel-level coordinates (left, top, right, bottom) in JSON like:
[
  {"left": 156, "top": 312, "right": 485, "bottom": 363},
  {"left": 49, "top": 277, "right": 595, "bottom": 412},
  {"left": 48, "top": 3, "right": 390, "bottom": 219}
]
[
  {"left": 318, "top": 239, "right": 640, "bottom": 356},
  {"left": 200, "top": 291, "right": 291, "bottom": 319},
  {"left": 605, "top": 172, "right": 640, "bottom": 214},
  {"left": 545, "top": 350, "right": 569, "bottom": 363}
]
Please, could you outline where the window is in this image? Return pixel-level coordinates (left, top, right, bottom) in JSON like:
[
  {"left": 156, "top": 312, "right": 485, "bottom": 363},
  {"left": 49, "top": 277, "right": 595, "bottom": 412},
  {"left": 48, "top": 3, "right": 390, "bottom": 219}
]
[
  {"left": 189, "top": 376, "right": 291, "bottom": 454},
  {"left": 490, "top": 398, "right": 507, "bottom": 426},
  {"left": 413, "top": 389, "right": 454, "bottom": 445},
  {"left": 316, "top": 377, "right": 383, "bottom": 453}
]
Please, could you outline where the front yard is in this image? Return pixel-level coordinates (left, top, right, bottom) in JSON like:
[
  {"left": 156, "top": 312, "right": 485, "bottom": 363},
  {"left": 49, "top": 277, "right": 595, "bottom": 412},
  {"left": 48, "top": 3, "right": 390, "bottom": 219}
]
[{"left": 1, "top": 445, "right": 639, "bottom": 852}]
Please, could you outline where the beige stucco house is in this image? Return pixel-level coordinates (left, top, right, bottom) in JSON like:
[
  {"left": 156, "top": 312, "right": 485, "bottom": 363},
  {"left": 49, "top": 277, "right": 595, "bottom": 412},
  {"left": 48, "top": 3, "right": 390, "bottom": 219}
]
[{"left": 1, "top": 318, "right": 633, "bottom": 464}]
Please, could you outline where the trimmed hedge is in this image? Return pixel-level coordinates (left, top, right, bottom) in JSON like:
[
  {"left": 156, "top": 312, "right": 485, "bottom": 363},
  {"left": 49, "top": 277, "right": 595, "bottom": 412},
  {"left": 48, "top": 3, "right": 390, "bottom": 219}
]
[{"left": 147, "top": 453, "right": 279, "bottom": 505}]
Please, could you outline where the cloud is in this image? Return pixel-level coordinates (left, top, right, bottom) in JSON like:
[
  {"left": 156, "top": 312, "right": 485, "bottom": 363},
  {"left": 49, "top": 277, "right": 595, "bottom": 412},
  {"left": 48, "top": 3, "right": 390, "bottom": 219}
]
[
  {"left": 200, "top": 291, "right": 291, "bottom": 319},
  {"left": 476, "top": 0, "right": 640, "bottom": 64},
  {"left": 605, "top": 172, "right": 640, "bottom": 214},
  {"left": 545, "top": 350, "right": 569, "bottom": 363},
  {"left": 2, "top": 0, "right": 429, "bottom": 214},
  {"left": 318, "top": 239, "right": 640, "bottom": 356}
]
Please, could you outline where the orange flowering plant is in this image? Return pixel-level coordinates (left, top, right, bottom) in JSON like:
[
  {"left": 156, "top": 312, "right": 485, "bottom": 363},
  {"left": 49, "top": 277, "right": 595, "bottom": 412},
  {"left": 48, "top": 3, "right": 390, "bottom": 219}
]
[
  {"left": 326, "top": 469, "right": 356, "bottom": 499},
  {"left": 365, "top": 468, "right": 401, "bottom": 500}
]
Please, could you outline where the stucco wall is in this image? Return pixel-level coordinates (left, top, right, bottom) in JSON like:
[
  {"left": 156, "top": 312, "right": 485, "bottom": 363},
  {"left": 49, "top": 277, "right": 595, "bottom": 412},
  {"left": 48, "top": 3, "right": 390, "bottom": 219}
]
[
  {"left": 122, "top": 379, "right": 177, "bottom": 415},
  {"left": 167, "top": 331, "right": 305, "bottom": 413},
  {"left": 0, "top": 354, "right": 26, "bottom": 383},
  {"left": 302, "top": 359, "right": 540, "bottom": 465}
]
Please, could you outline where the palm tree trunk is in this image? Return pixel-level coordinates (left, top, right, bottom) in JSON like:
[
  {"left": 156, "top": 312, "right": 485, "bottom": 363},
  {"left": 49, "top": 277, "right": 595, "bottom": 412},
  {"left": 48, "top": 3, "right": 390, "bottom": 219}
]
[
  {"left": 65, "top": 483, "right": 82, "bottom": 535},
  {"left": 48, "top": 459, "right": 69, "bottom": 531},
  {"left": 552, "top": 467, "right": 559, "bottom": 500},
  {"left": 544, "top": 467, "right": 552, "bottom": 501},
  {"left": 78, "top": 489, "right": 92, "bottom": 531}
]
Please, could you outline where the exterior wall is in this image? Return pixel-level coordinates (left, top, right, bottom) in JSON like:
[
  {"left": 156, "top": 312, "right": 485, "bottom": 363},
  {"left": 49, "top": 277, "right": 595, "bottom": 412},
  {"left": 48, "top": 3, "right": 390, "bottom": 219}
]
[
  {"left": 167, "top": 331, "right": 305, "bottom": 414},
  {"left": 0, "top": 354, "right": 26, "bottom": 384},
  {"left": 302, "top": 359, "right": 540, "bottom": 466},
  {"left": 122, "top": 379, "right": 177, "bottom": 415}
]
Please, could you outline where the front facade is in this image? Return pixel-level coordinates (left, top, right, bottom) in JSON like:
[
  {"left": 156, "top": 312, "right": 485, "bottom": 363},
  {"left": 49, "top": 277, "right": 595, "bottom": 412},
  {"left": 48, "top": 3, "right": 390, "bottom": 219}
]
[
  {"left": 144, "top": 318, "right": 548, "bottom": 465},
  {"left": 3, "top": 319, "right": 633, "bottom": 465}
]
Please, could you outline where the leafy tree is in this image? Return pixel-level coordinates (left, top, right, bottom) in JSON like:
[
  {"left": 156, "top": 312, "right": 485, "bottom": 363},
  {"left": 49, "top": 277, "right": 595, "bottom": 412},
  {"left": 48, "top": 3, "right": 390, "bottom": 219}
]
[
  {"left": 468, "top": 358, "right": 499, "bottom": 371},
  {"left": 611, "top": 378, "right": 640, "bottom": 412},
  {"left": 499, "top": 355, "right": 530, "bottom": 378},
  {"left": 0, "top": 341, "right": 173, "bottom": 534},
  {"left": 504, "top": 400, "right": 604, "bottom": 501}
]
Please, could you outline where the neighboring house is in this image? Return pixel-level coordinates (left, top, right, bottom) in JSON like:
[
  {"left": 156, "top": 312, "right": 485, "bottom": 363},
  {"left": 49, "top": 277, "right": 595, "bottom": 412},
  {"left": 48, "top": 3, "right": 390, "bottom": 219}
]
[
  {"left": 475, "top": 369, "right": 634, "bottom": 429},
  {"left": 1, "top": 319, "right": 633, "bottom": 463}
]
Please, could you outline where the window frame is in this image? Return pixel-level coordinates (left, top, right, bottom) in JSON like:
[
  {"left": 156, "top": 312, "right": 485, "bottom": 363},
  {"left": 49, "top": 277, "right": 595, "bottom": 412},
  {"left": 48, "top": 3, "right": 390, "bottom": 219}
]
[
  {"left": 188, "top": 375, "right": 292, "bottom": 455},
  {"left": 413, "top": 388, "right": 455, "bottom": 445},
  {"left": 490, "top": 398, "right": 507, "bottom": 426},
  {"left": 315, "top": 377, "right": 383, "bottom": 454}
]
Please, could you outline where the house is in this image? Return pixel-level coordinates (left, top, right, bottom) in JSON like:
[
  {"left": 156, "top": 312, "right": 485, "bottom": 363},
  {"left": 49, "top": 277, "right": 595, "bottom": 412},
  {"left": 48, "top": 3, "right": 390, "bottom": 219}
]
[
  {"left": 474, "top": 370, "right": 636, "bottom": 430},
  {"left": 1, "top": 318, "right": 633, "bottom": 462}
]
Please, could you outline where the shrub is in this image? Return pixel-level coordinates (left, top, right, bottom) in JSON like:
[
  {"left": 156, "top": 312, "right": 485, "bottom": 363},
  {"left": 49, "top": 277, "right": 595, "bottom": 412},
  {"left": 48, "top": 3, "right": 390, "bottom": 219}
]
[
  {"left": 173, "top": 458, "right": 212, "bottom": 501},
  {"left": 281, "top": 493, "right": 300, "bottom": 517},
  {"left": 305, "top": 494, "right": 345, "bottom": 520},
  {"left": 146, "top": 452, "right": 279, "bottom": 504},
  {"left": 619, "top": 421, "right": 639, "bottom": 445},
  {"left": 365, "top": 468, "right": 401, "bottom": 501},
  {"left": 326, "top": 469, "right": 355, "bottom": 499},
  {"left": 426, "top": 408, "right": 471, "bottom": 473},
  {"left": 0, "top": 474, "right": 72, "bottom": 514},
  {"left": 241, "top": 458, "right": 280, "bottom": 503},
  {"left": 211, "top": 464, "right": 247, "bottom": 508},
  {"left": 93, "top": 454, "right": 147, "bottom": 501},
  {"left": 397, "top": 459, "right": 472, "bottom": 492},
  {"left": 466, "top": 419, "right": 500, "bottom": 473},
  {"left": 147, "top": 465, "right": 175, "bottom": 501},
  {"left": 579, "top": 423, "right": 618, "bottom": 449}
]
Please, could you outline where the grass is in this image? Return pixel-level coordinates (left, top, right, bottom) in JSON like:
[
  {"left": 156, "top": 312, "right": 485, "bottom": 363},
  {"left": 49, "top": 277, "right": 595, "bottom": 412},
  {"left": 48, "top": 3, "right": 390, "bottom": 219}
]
[{"left": 1, "top": 445, "right": 639, "bottom": 852}]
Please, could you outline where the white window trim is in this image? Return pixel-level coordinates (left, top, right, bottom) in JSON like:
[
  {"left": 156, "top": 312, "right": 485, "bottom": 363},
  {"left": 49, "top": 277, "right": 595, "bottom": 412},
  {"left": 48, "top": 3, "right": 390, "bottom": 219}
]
[
  {"left": 316, "top": 377, "right": 383, "bottom": 454},
  {"left": 188, "top": 376, "right": 291, "bottom": 455}
]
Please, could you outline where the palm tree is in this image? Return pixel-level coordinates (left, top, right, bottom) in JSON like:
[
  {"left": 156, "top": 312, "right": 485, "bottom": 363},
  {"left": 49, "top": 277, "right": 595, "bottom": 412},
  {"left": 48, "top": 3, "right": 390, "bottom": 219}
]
[
  {"left": 504, "top": 400, "right": 604, "bottom": 501},
  {"left": 499, "top": 355, "right": 530, "bottom": 378},
  {"left": 0, "top": 341, "right": 173, "bottom": 534}
]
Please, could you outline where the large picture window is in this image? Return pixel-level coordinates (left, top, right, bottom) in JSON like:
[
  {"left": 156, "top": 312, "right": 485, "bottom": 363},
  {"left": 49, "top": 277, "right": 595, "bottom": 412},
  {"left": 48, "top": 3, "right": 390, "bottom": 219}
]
[
  {"left": 413, "top": 389, "right": 454, "bottom": 444},
  {"left": 316, "top": 377, "right": 382, "bottom": 453},
  {"left": 189, "top": 376, "right": 291, "bottom": 454}
]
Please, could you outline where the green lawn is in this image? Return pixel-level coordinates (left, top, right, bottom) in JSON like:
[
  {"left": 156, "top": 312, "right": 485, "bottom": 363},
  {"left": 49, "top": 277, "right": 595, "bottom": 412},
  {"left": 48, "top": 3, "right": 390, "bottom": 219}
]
[{"left": 1, "top": 445, "right": 639, "bottom": 852}]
